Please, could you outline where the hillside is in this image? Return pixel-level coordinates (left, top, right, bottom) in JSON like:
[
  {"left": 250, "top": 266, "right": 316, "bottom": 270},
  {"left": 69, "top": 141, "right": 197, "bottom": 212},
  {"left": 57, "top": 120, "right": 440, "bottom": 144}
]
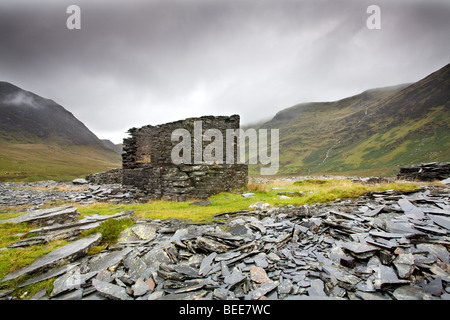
[
  {"left": 252, "top": 63, "right": 450, "bottom": 176},
  {"left": 0, "top": 82, "right": 121, "bottom": 181}
]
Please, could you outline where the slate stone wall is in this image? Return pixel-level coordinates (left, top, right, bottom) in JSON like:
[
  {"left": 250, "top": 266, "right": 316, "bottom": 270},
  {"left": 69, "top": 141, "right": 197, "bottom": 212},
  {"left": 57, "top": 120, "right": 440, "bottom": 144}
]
[
  {"left": 122, "top": 115, "right": 248, "bottom": 200},
  {"left": 86, "top": 168, "right": 123, "bottom": 185},
  {"left": 397, "top": 162, "right": 450, "bottom": 181}
]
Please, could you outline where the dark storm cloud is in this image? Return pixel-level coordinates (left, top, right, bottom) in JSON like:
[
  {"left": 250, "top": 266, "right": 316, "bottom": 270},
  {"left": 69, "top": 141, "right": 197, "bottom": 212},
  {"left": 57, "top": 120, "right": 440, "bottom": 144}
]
[{"left": 0, "top": 0, "right": 449, "bottom": 143}]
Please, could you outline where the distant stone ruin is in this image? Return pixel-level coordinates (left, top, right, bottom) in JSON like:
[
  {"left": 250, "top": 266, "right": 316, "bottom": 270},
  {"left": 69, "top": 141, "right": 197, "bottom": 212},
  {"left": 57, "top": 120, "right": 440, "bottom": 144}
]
[{"left": 122, "top": 115, "right": 248, "bottom": 200}]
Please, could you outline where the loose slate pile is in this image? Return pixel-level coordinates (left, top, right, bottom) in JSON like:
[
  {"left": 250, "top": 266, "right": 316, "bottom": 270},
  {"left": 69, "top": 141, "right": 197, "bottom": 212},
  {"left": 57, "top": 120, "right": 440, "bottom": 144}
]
[
  {"left": 2, "top": 185, "right": 449, "bottom": 300},
  {"left": 0, "top": 206, "right": 134, "bottom": 250},
  {"left": 397, "top": 162, "right": 450, "bottom": 182},
  {"left": 0, "top": 182, "right": 144, "bottom": 207}
]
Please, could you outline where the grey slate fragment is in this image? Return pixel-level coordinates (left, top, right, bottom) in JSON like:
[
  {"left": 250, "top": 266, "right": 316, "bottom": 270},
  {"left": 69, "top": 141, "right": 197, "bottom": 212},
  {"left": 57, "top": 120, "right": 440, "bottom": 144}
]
[
  {"left": 131, "top": 278, "right": 150, "bottom": 297},
  {"left": 17, "top": 263, "right": 80, "bottom": 288},
  {"left": 393, "top": 286, "right": 435, "bottom": 300},
  {"left": 340, "top": 242, "right": 379, "bottom": 258},
  {"left": 7, "top": 236, "right": 47, "bottom": 249},
  {"left": 1, "top": 233, "right": 101, "bottom": 283},
  {"left": 428, "top": 215, "right": 450, "bottom": 231},
  {"left": 92, "top": 279, "right": 133, "bottom": 300},
  {"left": 158, "top": 290, "right": 208, "bottom": 300},
  {"left": 322, "top": 265, "right": 361, "bottom": 288},
  {"left": 147, "top": 291, "right": 164, "bottom": 300},
  {"left": 96, "top": 269, "right": 114, "bottom": 283},
  {"left": 278, "top": 278, "right": 293, "bottom": 295},
  {"left": 228, "top": 224, "right": 248, "bottom": 236},
  {"left": 385, "top": 221, "right": 426, "bottom": 237},
  {"left": 26, "top": 211, "right": 133, "bottom": 235},
  {"left": 393, "top": 253, "right": 415, "bottom": 279},
  {"left": 250, "top": 266, "right": 271, "bottom": 283},
  {"left": 213, "top": 288, "right": 231, "bottom": 300},
  {"left": 224, "top": 267, "right": 246, "bottom": 287},
  {"left": 254, "top": 253, "right": 269, "bottom": 268},
  {"left": 307, "top": 279, "right": 327, "bottom": 297},
  {"left": 419, "top": 277, "right": 443, "bottom": 296},
  {"left": 174, "top": 283, "right": 205, "bottom": 294},
  {"left": 124, "top": 251, "right": 148, "bottom": 279},
  {"left": 398, "top": 199, "right": 425, "bottom": 219},
  {"left": 417, "top": 244, "right": 449, "bottom": 262},
  {"left": 250, "top": 281, "right": 279, "bottom": 300},
  {"left": 0, "top": 206, "right": 79, "bottom": 225},
  {"left": 143, "top": 245, "right": 172, "bottom": 268},
  {"left": 197, "top": 236, "right": 229, "bottom": 253},
  {"left": 220, "top": 260, "right": 230, "bottom": 277},
  {"left": 413, "top": 225, "right": 448, "bottom": 236},
  {"left": 199, "top": 252, "right": 217, "bottom": 276},
  {"left": 355, "top": 291, "right": 389, "bottom": 300},
  {"left": 51, "top": 266, "right": 82, "bottom": 297},
  {"left": 89, "top": 247, "right": 133, "bottom": 272},
  {"left": 52, "top": 289, "right": 83, "bottom": 300},
  {"left": 374, "top": 265, "right": 408, "bottom": 289},
  {"left": 369, "top": 230, "right": 406, "bottom": 239},
  {"left": 364, "top": 206, "right": 384, "bottom": 217}
]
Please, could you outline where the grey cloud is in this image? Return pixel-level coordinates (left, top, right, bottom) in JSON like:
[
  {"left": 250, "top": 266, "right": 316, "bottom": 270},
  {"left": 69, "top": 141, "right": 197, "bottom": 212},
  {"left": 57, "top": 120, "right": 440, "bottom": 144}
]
[{"left": 0, "top": 0, "right": 449, "bottom": 143}]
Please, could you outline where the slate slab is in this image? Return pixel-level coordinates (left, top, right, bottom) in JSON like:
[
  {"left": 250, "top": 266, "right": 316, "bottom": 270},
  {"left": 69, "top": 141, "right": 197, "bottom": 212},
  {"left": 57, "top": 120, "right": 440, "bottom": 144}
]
[
  {"left": 250, "top": 281, "right": 279, "bottom": 300},
  {"left": 393, "top": 286, "right": 435, "bottom": 300},
  {"left": 17, "top": 263, "right": 80, "bottom": 288},
  {"left": 88, "top": 247, "right": 133, "bottom": 272},
  {"left": 250, "top": 266, "right": 271, "bottom": 283},
  {"left": 1, "top": 233, "right": 101, "bottom": 283},
  {"left": 0, "top": 206, "right": 79, "bottom": 226},
  {"left": 92, "top": 279, "right": 133, "bottom": 300}
]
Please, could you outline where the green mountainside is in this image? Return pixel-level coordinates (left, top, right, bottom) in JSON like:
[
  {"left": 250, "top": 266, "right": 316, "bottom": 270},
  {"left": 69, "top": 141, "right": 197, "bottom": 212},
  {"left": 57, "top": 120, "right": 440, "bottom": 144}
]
[
  {"left": 0, "top": 82, "right": 121, "bottom": 181},
  {"left": 251, "top": 63, "right": 450, "bottom": 176}
]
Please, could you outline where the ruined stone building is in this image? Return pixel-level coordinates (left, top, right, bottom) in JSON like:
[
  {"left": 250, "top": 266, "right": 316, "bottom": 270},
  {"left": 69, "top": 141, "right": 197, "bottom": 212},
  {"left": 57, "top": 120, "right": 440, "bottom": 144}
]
[{"left": 122, "top": 115, "right": 248, "bottom": 200}]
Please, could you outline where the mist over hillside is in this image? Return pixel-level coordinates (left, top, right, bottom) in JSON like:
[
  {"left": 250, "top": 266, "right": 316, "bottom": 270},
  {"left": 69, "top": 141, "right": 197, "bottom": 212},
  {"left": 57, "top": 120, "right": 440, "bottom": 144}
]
[{"left": 250, "top": 63, "right": 450, "bottom": 176}]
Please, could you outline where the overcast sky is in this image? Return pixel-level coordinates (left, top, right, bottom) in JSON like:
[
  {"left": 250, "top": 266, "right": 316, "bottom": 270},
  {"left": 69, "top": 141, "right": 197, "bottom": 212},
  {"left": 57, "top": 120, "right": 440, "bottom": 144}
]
[{"left": 1, "top": 0, "right": 449, "bottom": 144}]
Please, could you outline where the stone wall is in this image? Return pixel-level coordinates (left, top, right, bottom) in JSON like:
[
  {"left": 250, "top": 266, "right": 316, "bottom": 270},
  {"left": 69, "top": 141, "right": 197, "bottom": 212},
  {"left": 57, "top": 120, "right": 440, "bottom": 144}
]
[
  {"left": 122, "top": 115, "right": 248, "bottom": 200},
  {"left": 86, "top": 168, "right": 123, "bottom": 185}
]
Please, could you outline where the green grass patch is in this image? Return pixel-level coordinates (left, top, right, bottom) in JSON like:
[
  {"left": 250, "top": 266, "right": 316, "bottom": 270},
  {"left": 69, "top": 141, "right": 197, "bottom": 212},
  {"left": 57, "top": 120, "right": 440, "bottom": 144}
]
[
  {"left": 81, "top": 217, "right": 135, "bottom": 245},
  {"left": 0, "top": 222, "right": 34, "bottom": 248},
  {"left": 0, "top": 240, "right": 69, "bottom": 293},
  {"left": 74, "top": 179, "right": 421, "bottom": 222},
  {"left": 293, "top": 179, "right": 332, "bottom": 186},
  {"left": 0, "top": 143, "right": 120, "bottom": 182}
]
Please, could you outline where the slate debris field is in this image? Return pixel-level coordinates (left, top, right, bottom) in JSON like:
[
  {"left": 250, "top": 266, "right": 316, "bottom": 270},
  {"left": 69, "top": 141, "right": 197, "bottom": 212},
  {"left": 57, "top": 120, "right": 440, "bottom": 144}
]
[{"left": 0, "top": 180, "right": 449, "bottom": 301}]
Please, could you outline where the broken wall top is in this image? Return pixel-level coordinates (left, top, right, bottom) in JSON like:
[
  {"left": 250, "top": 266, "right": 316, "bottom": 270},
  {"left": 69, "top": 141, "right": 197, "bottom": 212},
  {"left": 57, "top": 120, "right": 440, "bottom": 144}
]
[{"left": 122, "top": 115, "right": 241, "bottom": 168}]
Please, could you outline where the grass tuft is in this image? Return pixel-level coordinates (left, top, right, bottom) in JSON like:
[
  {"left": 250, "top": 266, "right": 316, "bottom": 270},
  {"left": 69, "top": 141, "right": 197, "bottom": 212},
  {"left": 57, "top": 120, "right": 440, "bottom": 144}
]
[{"left": 80, "top": 217, "right": 135, "bottom": 245}]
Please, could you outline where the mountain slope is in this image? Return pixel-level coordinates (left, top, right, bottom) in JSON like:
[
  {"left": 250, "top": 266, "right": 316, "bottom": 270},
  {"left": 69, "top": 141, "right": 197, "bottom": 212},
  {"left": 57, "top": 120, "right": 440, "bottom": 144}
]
[
  {"left": 0, "top": 82, "right": 121, "bottom": 181},
  {"left": 253, "top": 63, "right": 450, "bottom": 176},
  {"left": 0, "top": 82, "right": 109, "bottom": 147},
  {"left": 101, "top": 139, "right": 123, "bottom": 154}
]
